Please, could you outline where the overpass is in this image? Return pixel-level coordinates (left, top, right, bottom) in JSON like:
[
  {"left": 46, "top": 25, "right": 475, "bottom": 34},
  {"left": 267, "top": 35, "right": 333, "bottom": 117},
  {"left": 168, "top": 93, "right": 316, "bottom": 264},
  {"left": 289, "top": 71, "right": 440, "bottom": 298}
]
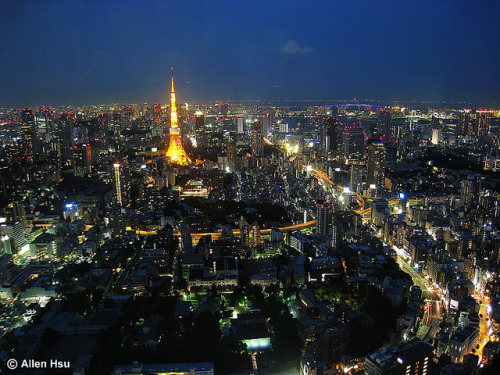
[
  {"left": 136, "top": 220, "right": 317, "bottom": 241},
  {"left": 309, "top": 167, "right": 424, "bottom": 221}
]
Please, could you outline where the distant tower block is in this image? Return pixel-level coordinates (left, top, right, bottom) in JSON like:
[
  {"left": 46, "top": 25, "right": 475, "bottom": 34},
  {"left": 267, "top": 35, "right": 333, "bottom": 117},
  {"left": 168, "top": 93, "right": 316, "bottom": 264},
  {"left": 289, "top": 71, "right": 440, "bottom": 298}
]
[
  {"left": 113, "top": 163, "right": 123, "bottom": 206},
  {"left": 166, "top": 68, "right": 191, "bottom": 165}
]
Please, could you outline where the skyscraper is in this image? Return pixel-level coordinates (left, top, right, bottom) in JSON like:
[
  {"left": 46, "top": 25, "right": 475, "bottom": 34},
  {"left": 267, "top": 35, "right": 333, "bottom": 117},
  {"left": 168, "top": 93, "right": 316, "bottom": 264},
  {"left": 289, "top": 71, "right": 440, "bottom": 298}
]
[
  {"left": 252, "top": 121, "right": 264, "bottom": 157},
  {"left": 13, "top": 204, "right": 27, "bottom": 230},
  {"left": 461, "top": 175, "right": 481, "bottom": 211},
  {"left": 194, "top": 111, "right": 204, "bottom": 134},
  {"left": 431, "top": 128, "right": 441, "bottom": 145},
  {"left": 166, "top": 69, "right": 191, "bottom": 165},
  {"left": 342, "top": 127, "right": 364, "bottom": 160},
  {"left": 315, "top": 203, "right": 334, "bottom": 236},
  {"left": 367, "top": 142, "right": 386, "bottom": 188},
  {"left": 180, "top": 222, "right": 193, "bottom": 251},
  {"left": 71, "top": 144, "right": 90, "bottom": 177},
  {"left": 251, "top": 221, "right": 260, "bottom": 247},
  {"left": 240, "top": 219, "right": 250, "bottom": 247},
  {"left": 457, "top": 109, "right": 476, "bottom": 137},
  {"left": 227, "top": 143, "right": 236, "bottom": 172},
  {"left": 376, "top": 109, "right": 391, "bottom": 142},
  {"left": 350, "top": 163, "right": 365, "bottom": 193},
  {"left": 323, "top": 117, "right": 338, "bottom": 152},
  {"left": 20, "top": 108, "right": 35, "bottom": 162},
  {"left": 113, "top": 163, "right": 123, "bottom": 206},
  {"left": 0, "top": 221, "right": 27, "bottom": 254},
  {"left": 477, "top": 110, "right": 493, "bottom": 137},
  {"left": 371, "top": 199, "right": 389, "bottom": 226}
]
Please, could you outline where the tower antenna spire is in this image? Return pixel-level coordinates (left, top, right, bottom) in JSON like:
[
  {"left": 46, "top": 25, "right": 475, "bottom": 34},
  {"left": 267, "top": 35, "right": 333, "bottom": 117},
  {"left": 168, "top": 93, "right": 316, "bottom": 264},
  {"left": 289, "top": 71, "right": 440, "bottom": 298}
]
[
  {"left": 166, "top": 68, "right": 191, "bottom": 165},
  {"left": 171, "top": 67, "right": 175, "bottom": 93}
]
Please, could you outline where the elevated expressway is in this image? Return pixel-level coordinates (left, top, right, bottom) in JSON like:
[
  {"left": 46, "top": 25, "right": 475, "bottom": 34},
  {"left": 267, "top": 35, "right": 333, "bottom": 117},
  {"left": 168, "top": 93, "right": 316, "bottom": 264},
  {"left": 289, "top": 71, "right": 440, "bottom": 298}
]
[
  {"left": 137, "top": 166, "right": 421, "bottom": 241},
  {"left": 309, "top": 168, "right": 424, "bottom": 221}
]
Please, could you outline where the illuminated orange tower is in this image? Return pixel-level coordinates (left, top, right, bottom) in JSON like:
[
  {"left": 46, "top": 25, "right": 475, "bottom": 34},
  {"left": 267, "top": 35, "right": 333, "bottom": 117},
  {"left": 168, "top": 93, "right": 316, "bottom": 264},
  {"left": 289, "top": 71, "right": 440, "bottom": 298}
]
[{"left": 166, "top": 68, "right": 191, "bottom": 165}]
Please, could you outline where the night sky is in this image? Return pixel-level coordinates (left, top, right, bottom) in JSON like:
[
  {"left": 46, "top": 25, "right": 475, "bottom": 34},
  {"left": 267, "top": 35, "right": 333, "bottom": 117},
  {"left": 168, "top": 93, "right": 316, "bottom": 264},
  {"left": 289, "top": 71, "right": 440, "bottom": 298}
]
[{"left": 1, "top": 0, "right": 499, "bottom": 107}]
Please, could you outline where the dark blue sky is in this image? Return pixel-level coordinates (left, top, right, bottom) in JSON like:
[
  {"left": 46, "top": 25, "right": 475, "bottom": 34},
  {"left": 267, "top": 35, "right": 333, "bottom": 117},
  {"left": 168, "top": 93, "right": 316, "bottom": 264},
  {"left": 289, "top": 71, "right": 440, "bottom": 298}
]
[{"left": 1, "top": 0, "right": 499, "bottom": 107}]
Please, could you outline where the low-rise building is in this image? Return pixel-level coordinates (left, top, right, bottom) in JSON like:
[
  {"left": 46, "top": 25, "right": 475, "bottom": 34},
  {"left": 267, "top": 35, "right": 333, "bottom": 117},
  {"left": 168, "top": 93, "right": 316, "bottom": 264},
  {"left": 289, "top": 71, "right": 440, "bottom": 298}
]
[{"left": 111, "top": 361, "right": 214, "bottom": 375}]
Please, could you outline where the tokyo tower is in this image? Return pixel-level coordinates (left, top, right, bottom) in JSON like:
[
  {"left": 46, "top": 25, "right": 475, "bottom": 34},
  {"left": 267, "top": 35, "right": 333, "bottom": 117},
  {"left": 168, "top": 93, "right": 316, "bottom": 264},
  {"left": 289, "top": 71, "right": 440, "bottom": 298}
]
[{"left": 166, "top": 68, "right": 191, "bottom": 165}]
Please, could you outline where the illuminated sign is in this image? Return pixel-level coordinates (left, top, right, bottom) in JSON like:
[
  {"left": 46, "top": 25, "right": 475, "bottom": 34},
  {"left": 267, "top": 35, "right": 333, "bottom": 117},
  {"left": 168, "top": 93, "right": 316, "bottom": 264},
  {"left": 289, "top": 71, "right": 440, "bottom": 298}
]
[{"left": 65, "top": 203, "right": 77, "bottom": 210}]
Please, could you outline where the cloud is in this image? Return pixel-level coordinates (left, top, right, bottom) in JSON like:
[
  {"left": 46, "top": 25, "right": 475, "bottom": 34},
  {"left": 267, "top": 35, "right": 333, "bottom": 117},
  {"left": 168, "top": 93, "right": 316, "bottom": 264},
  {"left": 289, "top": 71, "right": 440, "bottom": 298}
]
[{"left": 279, "top": 40, "right": 315, "bottom": 54}]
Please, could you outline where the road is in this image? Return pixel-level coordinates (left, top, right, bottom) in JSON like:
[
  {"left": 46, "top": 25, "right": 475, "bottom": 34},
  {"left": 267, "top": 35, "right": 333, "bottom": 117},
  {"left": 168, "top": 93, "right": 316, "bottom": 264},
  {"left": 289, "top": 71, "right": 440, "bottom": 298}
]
[
  {"left": 310, "top": 168, "right": 365, "bottom": 208},
  {"left": 475, "top": 294, "right": 493, "bottom": 362},
  {"left": 135, "top": 220, "right": 317, "bottom": 243},
  {"left": 396, "top": 254, "right": 443, "bottom": 341}
]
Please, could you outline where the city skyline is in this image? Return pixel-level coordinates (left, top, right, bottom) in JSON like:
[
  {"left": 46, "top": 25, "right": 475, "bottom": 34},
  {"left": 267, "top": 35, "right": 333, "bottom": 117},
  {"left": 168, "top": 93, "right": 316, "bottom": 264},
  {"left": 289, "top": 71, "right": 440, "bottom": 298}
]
[
  {"left": 1, "top": 0, "right": 500, "bottom": 107},
  {"left": 1, "top": 81, "right": 500, "bottom": 373},
  {"left": 3, "top": 1, "right": 500, "bottom": 373}
]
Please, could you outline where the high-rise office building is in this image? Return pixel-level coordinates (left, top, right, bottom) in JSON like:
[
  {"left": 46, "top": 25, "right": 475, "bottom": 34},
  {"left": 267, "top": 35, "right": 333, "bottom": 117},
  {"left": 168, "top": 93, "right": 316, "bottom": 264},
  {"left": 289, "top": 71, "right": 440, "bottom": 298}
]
[
  {"left": 180, "top": 222, "right": 193, "bottom": 251},
  {"left": 342, "top": 127, "right": 365, "bottom": 160},
  {"left": 13, "top": 204, "right": 27, "bottom": 230},
  {"left": 251, "top": 221, "right": 260, "bottom": 247},
  {"left": 1, "top": 235, "right": 12, "bottom": 255},
  {"left": 71, "top": 143, "right": 91, "bottom": 177},
  {"left": 367, "top": 142, "right": 386, "bottom": 188},
  {"left": 431, "top": 128, "right": 441, "bottom": 145},
  {"left": 350, "top": 163, "right": 365, "bottom": 193},
  {"left": 130, "top": 183, "right": 144, "bottom": 210},
  {"left": 376, "top": 109, "right": 391, "bottom": 142},
  {"left": 235, "top": 117, "right": 245, "bottom": 134},
  {"left": 0, "top": 254, "right": 13, "bottom": 284},
  {"left": 323, "top": 117, "right": 338, "bottom": 152},
  {"left": 20, "top": 108, "right": 35, "bottom": 162},
  {"left": 332, "top": 211, "right": 358, "bottom": 250},
  {"left": 195, "top": 111, "right": 204, "bottom": 133},
  {"left": 477, "top": 110, "right": 493, "bottom": 137},
  {"left": 262, "top": 110, "right": 275, "bottom": 137},
  {"left": 458, "top": 109, "right": 493, "bottom": 137},
  {"left": 461, "top": 176, "right": 481, "bottom": 211},
  {"left": 0, "top": 221, "right": 27, "bottom": 254},
  {"left": 240, "top": 220, "right": 250, "bottom": 247},
  {"left": 112, "top": 209, "right": 126, "bottom": 238},
  {"left": 35, "top": 107, "right": 53, "bottom": 144},
  {"left": 227, "top": 143, "right": 236, "bottom": 172},
  {"left": 252, "top": 121, "right": 264, "bottom": 157},
  {"left": 58, "top": 112, "right": 75, "bottom": 162},
  {"left": 113, "top": 163, "right": 123, "bottom": 206},
  {"left": 371, "top": 199, "right": 389, "bottom": 226},
  {"left": 315, "top": 203, "right": 334, "bottom": 236},
  {"left": 457, "top": 109, "right": 476, "bottom": 137}
]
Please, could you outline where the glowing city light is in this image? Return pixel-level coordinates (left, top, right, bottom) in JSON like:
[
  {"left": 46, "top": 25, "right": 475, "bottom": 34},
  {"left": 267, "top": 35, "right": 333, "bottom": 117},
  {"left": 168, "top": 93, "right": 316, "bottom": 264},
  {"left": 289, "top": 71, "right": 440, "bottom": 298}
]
[{"left": 166, "top": 68, "right": 191, "bottom": 165}]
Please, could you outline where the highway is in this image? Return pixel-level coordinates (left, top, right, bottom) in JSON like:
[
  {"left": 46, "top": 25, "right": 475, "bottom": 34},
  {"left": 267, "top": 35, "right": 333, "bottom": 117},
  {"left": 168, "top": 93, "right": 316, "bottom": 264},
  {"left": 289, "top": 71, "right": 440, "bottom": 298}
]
[
  {"left": 395, "top": 253, "right": 443, "bottom": 341},
  {"left": 136, "top": 220, "right": 317, "bottom": 243},
  {"left": 310, "top": 167, "right": 424, "bottom": 221},
  {"left": 310, "top": 168, "right": 365, "bottom": 208}
]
